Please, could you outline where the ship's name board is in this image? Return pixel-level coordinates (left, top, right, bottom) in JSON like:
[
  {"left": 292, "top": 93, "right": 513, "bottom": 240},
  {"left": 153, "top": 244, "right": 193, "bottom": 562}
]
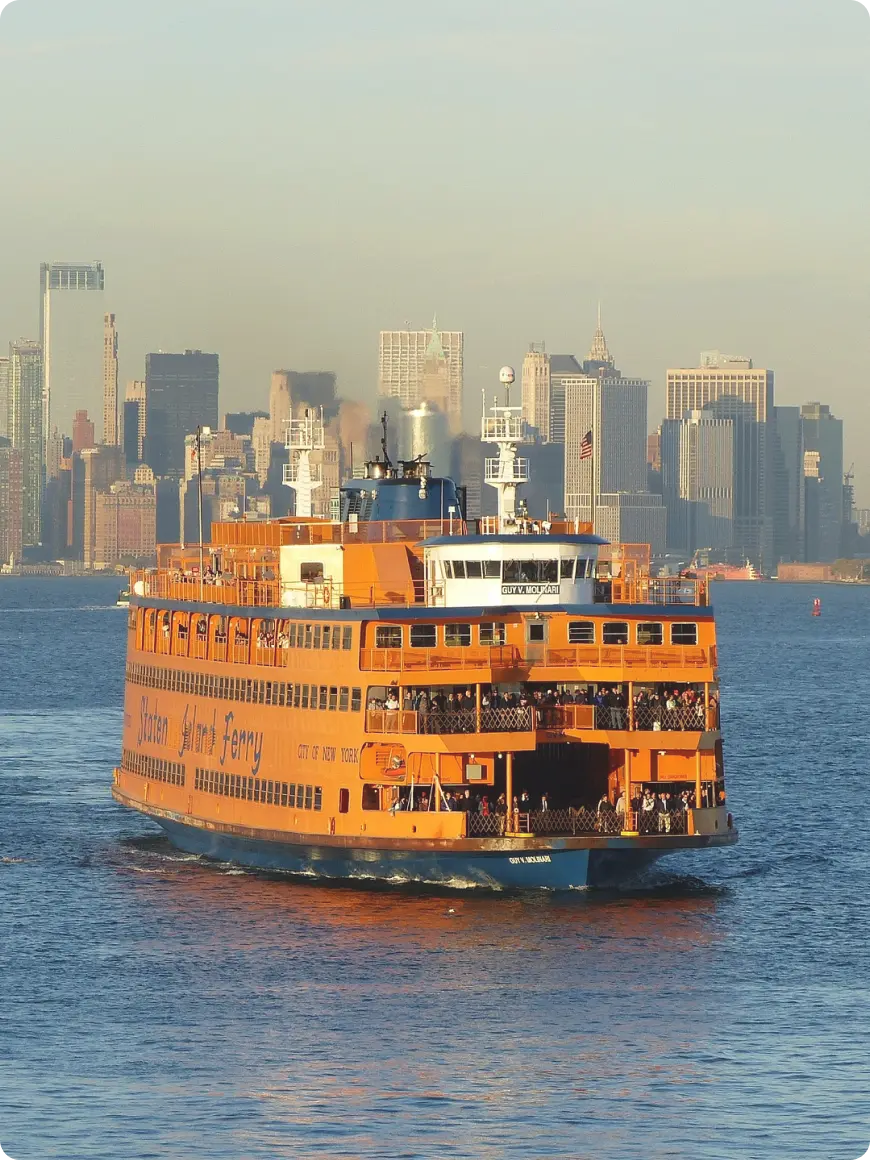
[
  {"left": 136, "top": 696, "right": 264, "bottom": 776},
  {"left": 501, "top": 583, "right": 559, "bottom": 596}
]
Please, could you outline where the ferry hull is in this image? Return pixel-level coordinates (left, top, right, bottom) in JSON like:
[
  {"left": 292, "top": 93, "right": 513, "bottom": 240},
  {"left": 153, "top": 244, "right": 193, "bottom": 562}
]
[{"left": 154, "top": 815, "right": 668, "bottom": 890}]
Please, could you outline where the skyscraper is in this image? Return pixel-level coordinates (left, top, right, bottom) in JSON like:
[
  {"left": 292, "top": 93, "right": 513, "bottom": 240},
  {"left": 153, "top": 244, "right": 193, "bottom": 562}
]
[
  {"left": 661, "top": 410, "right": 736, "bottom": 553},
  {"left": 78, "top": 445, "right": 125, "bottom": 568},
  {"left": 8, "top": 340, "right": 43, "bottom": 546},
  {"left": 0, "top": 355, "right": 9, "bottom": 440},
  {"left": 72, "top": 410, "right": 95, "bottom": 454},
  {"left": 666, "top": 353, "right": 775, "bottom": 567},
  {"left": 102, "top": 313, "right": 120, "bottom": 446},
  {"left": 378, "top": 321, "right": 463, "bottom": 426},
  {"left": 520, "top": 343, "right": 550, "bottom": 441},
  {"left": 145, "top": 350, "right": 219, "bottom": 476},
  {"left": 39, "top": 261, "right": 105, "bottom": 469},
  {"left": 124, "top": 381, "right": 147, "bottom": 466},
  {"left": 0, "top": 439, "right": 24, "bottom": 564},
  {"left": 800, "top": 402, "right": 844, "bottom": 562}
]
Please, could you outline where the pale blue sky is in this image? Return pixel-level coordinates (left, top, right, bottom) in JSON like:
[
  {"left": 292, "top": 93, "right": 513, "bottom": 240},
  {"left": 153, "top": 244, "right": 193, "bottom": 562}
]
[{"left": 1, "top": 0, "right": 868, "bottom": 495}]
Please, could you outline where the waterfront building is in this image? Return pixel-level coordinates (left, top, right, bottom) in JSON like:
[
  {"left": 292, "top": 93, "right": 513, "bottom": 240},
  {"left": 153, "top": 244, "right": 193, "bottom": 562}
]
[
  {"left": 800, "top": 402, "right": 843, "bottom": 563},
  {"left": 102, "top": 313, "right": 120, "bottom": 447},
  {"left": 8, "top": 340, "right": 43, "bottom": 547},
  {"left": 666, "top": 353, "right": 774, "bottom": 567},
  {"left": 145, "top": 350, "right": 219, "bottom": 476},
  {"left": 94, "top": 477, "right": 157, "bottom": 566},
  {"left": 0, "top": 439, "right": 24, "bottom": 564},
  {"left": 39, "top": 261, "right": 105, "bottom": 469},
  {"left": 378, "top": 322, "right": 463, "bottom": 427}
]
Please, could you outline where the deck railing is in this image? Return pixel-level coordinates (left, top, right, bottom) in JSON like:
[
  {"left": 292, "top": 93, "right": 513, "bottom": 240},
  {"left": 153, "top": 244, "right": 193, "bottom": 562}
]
[
  {"left": 464, "top": 806, "right": 691, "bottom": 837},
  {"left": 360, "top": 644, "right": 714, "bottom": 674},
  {"left": 538, "top": 702, "right": 719, "bottom": 733},
  {"left": 365, "top": 707, "right": 536, "bottom": 736}
]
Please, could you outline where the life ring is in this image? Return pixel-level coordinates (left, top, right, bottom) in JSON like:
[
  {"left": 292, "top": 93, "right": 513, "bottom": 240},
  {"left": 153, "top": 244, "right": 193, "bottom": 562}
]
[{"left": 322, "top": 583, "right": 332, "bottom": 605}]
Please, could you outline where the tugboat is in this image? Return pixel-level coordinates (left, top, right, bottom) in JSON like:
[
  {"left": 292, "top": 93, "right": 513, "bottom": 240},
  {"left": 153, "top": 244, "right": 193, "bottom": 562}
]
[{"left": 112, "top": 370, "right": 737, "bottom": 889}]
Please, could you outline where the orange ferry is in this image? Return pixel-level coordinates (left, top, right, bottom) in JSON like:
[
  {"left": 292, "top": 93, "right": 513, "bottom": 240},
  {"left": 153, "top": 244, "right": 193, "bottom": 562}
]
[{"left": 113, "top": 383, "right": 737, "bottom": 889}]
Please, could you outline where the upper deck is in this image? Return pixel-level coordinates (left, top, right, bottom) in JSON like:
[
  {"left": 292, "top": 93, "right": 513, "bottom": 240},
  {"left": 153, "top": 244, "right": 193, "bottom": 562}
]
[{"left": 134, "top": 518, "right": 708, "bottom": 612}]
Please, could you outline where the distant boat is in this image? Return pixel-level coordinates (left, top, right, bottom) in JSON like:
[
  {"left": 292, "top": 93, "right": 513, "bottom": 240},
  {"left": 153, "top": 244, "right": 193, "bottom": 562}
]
[
  {"left": 116, "top": 589, "right": 131, "bottom": 608},
  {"left": 687, "top": 559, "right": 762, "bottom": 582}
]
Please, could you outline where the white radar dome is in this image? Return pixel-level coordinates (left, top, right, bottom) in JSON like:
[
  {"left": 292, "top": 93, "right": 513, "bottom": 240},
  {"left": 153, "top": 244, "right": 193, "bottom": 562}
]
[{"left": 499, "top": 366, "right": 516, "bottom": 385}]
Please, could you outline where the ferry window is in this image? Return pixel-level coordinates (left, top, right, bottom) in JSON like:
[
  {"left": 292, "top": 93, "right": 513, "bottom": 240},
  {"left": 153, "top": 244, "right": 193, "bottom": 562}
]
[
  {"left": 215, "top": 617, "right": 227, "bottom": 643},
  {"left": 287, "top": 783, "right": 296, "bottom": 807},
  {"left": 280, "top": 783, "right": 288, "bottom": 807},
  {"left": 321, "top": 625, "right": 331, "bottom": 650},
  {"left": 577, "top": 558, "right": 594, "bottom": 579},
  {"left": 196, "top": 617, "right": 207, "bottom": 638},
  {"left": 568, "top": 621, "right": 595, "bottom": 644},
  {"left": 465, "top": 560, "right": 483, "bottom": 578},
  {"left": 603, "top": 622, "right": 629, "bottom": 645},
  {"left": 560, "top": 559, "right": 575, "bottom": 580},
  {"left": 314, "top": 786, "right": 322, "bottom": 811},
  {"left": 671, "top": 622, "right": 698, "bottom": 646},
  {"left": 451, "top": 561, "right": 467, "bottom": 579},
  {"left": 293, "top": 685, "right": 301, "bottom": 708},
  {"left": 480, "top": 623, "right": 506, "bottom": 646},
  {"left": 304, "top": 785, "right": 314, "bottom": 810},
  {"left": 483, "top": 561, "right": 501, "bottom": 578},
  {"left": 527, "top": 621, "right": 547, "bottom": 643},
  {"left": 637, "top": 622, "right": 663, "bottom": 645},
  {"left": 303, "top": 624, "right": 313, "bottom": 648},
  {"left": 329, "top": 687, "right": 338, "bottom": 711},
  {"left": 301, "top": 685, "right": 310, "bottom": 709},
  {"left": 339, "top": 687, "right": 349, "bottom": 711},
  {"left": 301, "top": 562, "right": 324, "bottom": 583},
  {"left": 445, "top": 623, "right": 471, "bottom": 648},
  {"left": 410, "top": 624, "right": 437, "bottom": 648},
  {"left": 342, "top": 627, "right": 352, "bottom": 650},
  {"left": 319, "top": 685, "right": 328, "bottom": 710},
  {"left": 177, "top": 618, "right": 188, "bottom": 640},
  {"left": 339, "top": 788, "right": 351, "bottom": 813},
  {"left": 361, "top": 784, "right": 379, "bottom": 810},
  {"left": 313, "top": 625, "right": 322, "bottom": 649},
  {"left": 375, "top": 626, "right": 403, "bottom": 648},
  {"left": 351, "top": 688, "right": 362, "bottom": 712},
  {"left": 504, "top": 559, "right": 558, "bottom": 583},
  {"left": 443, "top": 561, "right": 454, "bottom": 579},
  {"left": 288, "top": 623, "right": 297, "bottom": 647},
  {"left": 332, "top": 626, "right": 342, "bottom": 650}
]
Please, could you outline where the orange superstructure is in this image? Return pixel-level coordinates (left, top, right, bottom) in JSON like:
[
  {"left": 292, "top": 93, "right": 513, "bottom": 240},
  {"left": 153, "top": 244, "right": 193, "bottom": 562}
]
[{"left": 114, "top": 434, "right": 736, "bottom": 889}]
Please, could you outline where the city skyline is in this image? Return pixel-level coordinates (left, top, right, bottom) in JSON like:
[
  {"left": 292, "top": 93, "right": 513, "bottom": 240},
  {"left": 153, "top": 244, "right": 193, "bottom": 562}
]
[{"left": 0, "top": 1, "right": 868, "bottom": 499}]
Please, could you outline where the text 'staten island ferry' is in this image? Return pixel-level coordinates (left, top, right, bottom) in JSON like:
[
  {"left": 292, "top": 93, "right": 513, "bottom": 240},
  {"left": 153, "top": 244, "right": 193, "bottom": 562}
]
[{"left": 114, "top": 369, "right": 737, "bottom": 889}]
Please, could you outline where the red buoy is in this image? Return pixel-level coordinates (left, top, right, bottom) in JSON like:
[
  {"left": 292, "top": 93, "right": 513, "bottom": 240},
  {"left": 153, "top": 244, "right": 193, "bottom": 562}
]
[{"left": 812, "top": 598, "right": 821, "bottom": 617}]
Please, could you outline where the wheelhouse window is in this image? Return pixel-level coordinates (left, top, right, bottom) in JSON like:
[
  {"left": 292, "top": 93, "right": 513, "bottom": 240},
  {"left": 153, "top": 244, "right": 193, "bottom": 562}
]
[
  {"left": 465, "top": 560, "right": 483, "bottom": 578},
  {"left": 503, "top": 559, "right": 559, "bottom": 583},
  {"left": 450, "top": 561, "right": 467, "bottom": 578},
  {"left": 568, "top": 621, "right": 595, "bottom": 644},
  {"left": 602, "top": 622, "right": 629, "bottom": 645},
  {"left": 671, "top": 622, "right": 698, "bottom": 646},
  {"left": 410, "top": 624, "right": 437, "bottom": 648},
  {"left": 480, "top": 623, "right": 506, "bottom": 646},
  {"left": 301, "top": 562, "right": 324, "bottom": 583},
  {"left": 375, "top": 625, "right": 403, "bottom": 649},
  {"left": 560, "top": 559, "right": 575, "bottom": 580},
  {"left": 444, "top": 623, "right": 471, "bottom": 647},
  {"left": 577, "top": 558, "right": 594, "bottom": 579},
  {"left": 637, "top": 622, "right": 663, "bottom": 646}
]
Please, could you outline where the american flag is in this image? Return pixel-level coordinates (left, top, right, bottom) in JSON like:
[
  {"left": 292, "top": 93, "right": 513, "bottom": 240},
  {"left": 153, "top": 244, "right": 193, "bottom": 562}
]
[{"left": 579, "top": 430, "right": 593, "bottom": 460}]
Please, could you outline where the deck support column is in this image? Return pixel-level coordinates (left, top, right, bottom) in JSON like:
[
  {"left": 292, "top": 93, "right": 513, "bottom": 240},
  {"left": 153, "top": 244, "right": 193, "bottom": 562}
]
[
  {"left": 476, "top": 683, "right": 482, "bottom": 732},
  {"left": 623, "top": 749, "right": 633, "bottom": 832},
  {"left": 628, "top": 681, "right": 635, "bottom": 731},
  {"left": 695, "top": 751, "right": 703, "bottom": 809},
  {"left": 704, "top": 682, "right": 711, "bottom": 730},
  {"left": 505, "top": 751, "right": 514, "bottom": 832}
]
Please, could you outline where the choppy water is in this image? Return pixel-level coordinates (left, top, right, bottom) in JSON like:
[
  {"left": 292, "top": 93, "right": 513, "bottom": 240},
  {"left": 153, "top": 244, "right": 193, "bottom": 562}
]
[{"left": 1, "top": 576, "right": 868, "bottom": 1159}]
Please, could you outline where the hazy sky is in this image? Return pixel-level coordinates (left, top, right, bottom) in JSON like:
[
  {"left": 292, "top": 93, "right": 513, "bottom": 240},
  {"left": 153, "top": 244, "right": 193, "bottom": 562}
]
[{"left": 1, "top": 0, "right": 869, "bottom": 496}]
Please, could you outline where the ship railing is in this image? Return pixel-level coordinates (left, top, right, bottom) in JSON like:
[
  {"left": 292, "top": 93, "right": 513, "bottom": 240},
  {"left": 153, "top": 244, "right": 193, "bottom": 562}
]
[
  {"left": 134, "top": 571, "right": 280, "bottom": 608},
  {"left": 465, "top": 807, "right": 691, "bottom": 838},
  {"left": 542, "top": 645, "right": 713, "bottom": 670},
  {"left": 538, "top": 703, "right": 719, "bottom": 733},
  {"left": 365, "top": 707, "right": 536, "bottom": 736},
  {"left": 598, "top": 576, "right": 708, "bottom": 607},
  {"left": 279, "top": 579, "right": 436, "bottom": 610},
  {"left": 360, "top": 645, "right": 524, "bottom": 672}
]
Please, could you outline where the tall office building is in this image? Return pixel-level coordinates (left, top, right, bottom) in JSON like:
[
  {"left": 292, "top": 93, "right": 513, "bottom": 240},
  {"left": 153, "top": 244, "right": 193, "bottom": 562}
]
[
  {"left": 39, "top": 261, "right": 105, "bottom": 469},
  {"left": 521, "top": 344, "right": 550, "bottom": 441},
  {"left": 666, "top": 353, "right": 775, "bottom": 567},
  {"left": 124, "top": 381, "right": 147, "bottom": 467},
  {"left": 0, "top": 356, "right": 9, "bottom": 440},
  {"left": 0, "top": 439, "right": 24, "bottom": 564},
  {"left": 800, "top": 402, "right": 844, "bottom": 562},
  {"left": 769, "top": 406, "right": 804, "bottom": 564},
  {"left": 661, "top": 410, "right": 736, "bottom": 553},
  {"left": 78, "top": 445, "right": 125, "bottom": 568},
  {"left": 94, "top": 478, "right": 157, "bottom": 566},
  {"left": 102, "top": 313, "right": 120, "bottom": 446},
  {"left": 145, "top": 350, "right": 219, "bottom": 476},
  {"left": 72, "top": 410, "right": 95, "bottom": 454},
  {"left": 378, "top": 321, "right": 463, "bottom": 427},
  {"left": 8, "top": 340, "right": 43, "bottom": 546}
]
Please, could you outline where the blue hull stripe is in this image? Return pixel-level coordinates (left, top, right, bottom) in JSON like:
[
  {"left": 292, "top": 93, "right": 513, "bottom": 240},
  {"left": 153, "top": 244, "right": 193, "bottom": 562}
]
[{"left": 156, "top": 818, "right": 665, "bottom": 890}]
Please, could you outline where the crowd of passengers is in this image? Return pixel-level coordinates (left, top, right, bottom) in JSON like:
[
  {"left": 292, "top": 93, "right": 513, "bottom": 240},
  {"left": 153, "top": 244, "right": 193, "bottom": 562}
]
[
  {"left": 366, "top": 683, "right": 719, "bottom": 731},
  {"left": 387, "top": 783, "right": 723, "bottom": 835}
]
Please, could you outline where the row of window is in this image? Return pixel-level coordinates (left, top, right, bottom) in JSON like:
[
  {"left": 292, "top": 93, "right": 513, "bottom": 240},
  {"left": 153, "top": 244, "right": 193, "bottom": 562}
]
[
  {"left": 123, "top": 748, "right": 186, "bottom": 786},
  {"left": 194, "top": 767, "right": 322, "bottom": 810},
  {"left": 569, "top": 622, "right": 699, "bottom": 647},
  {"left": 442, "top": 558, "right": 595, "bottom": 582},
  {"left": 126, "top": 663, "right": 362, "bottom": 711},
  {"left": 135, "top": 610, "right": 354, "bottom": 654},
  {"left": 373, "top": 621, "right": 700, "bottom": 649},
  {"left": 276, "top": 622, "right": 353, "bottom": 651}
]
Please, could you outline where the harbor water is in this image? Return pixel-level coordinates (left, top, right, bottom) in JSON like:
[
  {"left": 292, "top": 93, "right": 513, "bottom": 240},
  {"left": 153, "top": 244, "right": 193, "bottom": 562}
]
[{"left": 0, "top": 577, "right": 867, "bottom": 1159}]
